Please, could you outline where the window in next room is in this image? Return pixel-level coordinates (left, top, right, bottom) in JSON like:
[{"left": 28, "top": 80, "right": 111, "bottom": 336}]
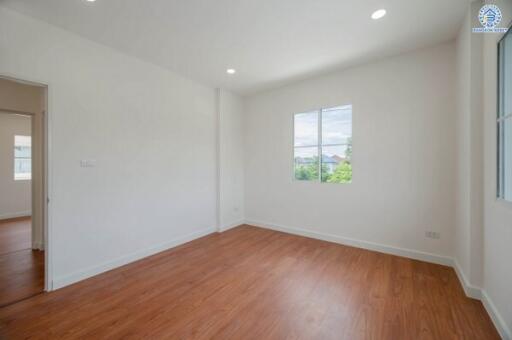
[{"left": 14, "top": 135, "right": 31, "bottom": 181}]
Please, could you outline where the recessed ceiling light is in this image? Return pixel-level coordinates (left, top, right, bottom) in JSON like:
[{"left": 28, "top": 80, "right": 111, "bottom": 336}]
[
  {"left": 86, "top": 0, "right": 96, "bottom": 2},
  {"left": 226, "top": 69, "right": 236, "bottom": 74},
  {"left": 371, "top": 9, "right": 386, "bottom": 20}
]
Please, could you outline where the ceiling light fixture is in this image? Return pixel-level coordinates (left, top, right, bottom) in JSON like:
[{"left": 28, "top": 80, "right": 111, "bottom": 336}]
[
  {"left": 226, "top": 69, "right": 236, "bottom": 75},
  {"left": 371, "top": 9, "right": 387, "bottom": 20},
  {"left": 86, "top": 0, "right": 96, "bottom": 2}
]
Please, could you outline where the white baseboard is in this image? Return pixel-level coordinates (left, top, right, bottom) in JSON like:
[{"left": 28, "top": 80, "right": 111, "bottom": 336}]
[
  {"left": 0, "top": 211, "right": 31, "bottom": 220},
  {"left": 245, "top": 219, "right": 453, "bottom": 266},
  {"left": 482, "top": 290, "right": 512, "bottom": 340},
  {"left": 32, "top": 241, "right": 45, "bottom": 251},
  {"left": 49, "top": 218, "right": 510, "bottom": 339},
  {"left": 452, "top": 259, "right": 482, "bottom": 299},
  {"left": 219, "top": 220, "right": 245, "bottom": 232},
  {"left": 52, "top": 226, "right": 216, "bottom": 290},
  {"left": 247, "top": 219, "right": 511, "bottom": 339}
]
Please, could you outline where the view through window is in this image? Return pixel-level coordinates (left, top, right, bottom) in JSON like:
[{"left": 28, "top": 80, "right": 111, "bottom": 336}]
[
  {"left": 498, "top": 30, "right": 512, "bottom": 201},
  {"left": 14, "top": 135, "right": 31, "bottom": 181},
  {"left": 294, "top": 105, "right": 352, "bottom": 183}
]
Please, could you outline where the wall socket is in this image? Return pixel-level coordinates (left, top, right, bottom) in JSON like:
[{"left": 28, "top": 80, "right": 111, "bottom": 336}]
[
  {"left": 425, "top": 231, "right": 441, "bottom": 239},
  {"left": 80, "top": 159, "right": 97, "bottom": 168}
]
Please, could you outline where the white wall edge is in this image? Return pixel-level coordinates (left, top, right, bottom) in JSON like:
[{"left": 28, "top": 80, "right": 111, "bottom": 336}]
[
  {"left": 482, "top": 290, "right": 512, "bottom": 340},
  {"left": 0, "top": 211, "right": 31, "bottom": 220},
  {"left": 52, "top": 226, "right": 216, "bottom": 290},
  {"left": 219, "top": 220, "right": 245, "bottom": 233},
  {"left": 245, "top": 219, "right": 453, "bottom": 266},
  {"left": 453, "top": 259, "right": 482, "bottom": 299}
]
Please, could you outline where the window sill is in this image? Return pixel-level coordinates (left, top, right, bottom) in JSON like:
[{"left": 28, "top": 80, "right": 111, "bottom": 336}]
[{"left": 496, "top": 198, "right": 512, "bottom": 210}]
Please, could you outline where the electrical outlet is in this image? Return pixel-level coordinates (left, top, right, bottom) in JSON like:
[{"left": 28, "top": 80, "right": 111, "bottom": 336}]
[
  {"left": 425, "top": 231, "right": 441, "bottom": 239},
  {"left": 80, "top": 159, "right": 97, "bottom": 168}
]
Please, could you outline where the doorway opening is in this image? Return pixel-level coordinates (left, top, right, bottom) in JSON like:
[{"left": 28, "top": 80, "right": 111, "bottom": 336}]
[{"left": 0, "top": 76, "right": 48, "bottom": 306}]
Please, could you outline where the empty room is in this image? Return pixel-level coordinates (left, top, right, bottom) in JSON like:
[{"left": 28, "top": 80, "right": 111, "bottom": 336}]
[{"left": 0, "top": 0, "right": 511, "bottom": 339}]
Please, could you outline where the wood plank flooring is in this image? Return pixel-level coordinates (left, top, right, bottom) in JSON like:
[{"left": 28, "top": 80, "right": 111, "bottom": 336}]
[
  {"left": 0, "top": 217, "right": 32, "bottom": 255},
  {"left": 0, "top": 225, "right": 500, "bottom": 339},
  {"left": 0, "top": 218, "right": 45, "bottom": 307}
]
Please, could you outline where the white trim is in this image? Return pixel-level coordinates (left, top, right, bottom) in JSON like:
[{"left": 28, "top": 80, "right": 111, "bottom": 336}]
[
  {"left": 219, "top": 220, "right": 244, "bottom": 233},
  {"left": 0, "top": 73, "right": 51, "bottom": 292},
  {"left": 215, "top": 88, "right": 221, "bottom": 232},
  {"left": 482, "top": 290, "right": 512, "bottom": 340},
  {"left": 32, "top": 242, "right": 44, "bottom": 251},
  {"left": 245, "top": 219, "right": 453, "bottom": 266},
  {"left": 52, "top": 226, "right": 216, "bottom": 290},
  {"left": 0, "top": 211, "right": 31, "bottom": 220},
  {"left": 452, "top": 259, "right": 482, "bottom": 299}
]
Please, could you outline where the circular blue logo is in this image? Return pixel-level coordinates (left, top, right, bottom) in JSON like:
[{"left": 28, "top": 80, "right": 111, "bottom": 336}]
[{"left": 479, "top": 4, "right": 502, "bottom": 28}]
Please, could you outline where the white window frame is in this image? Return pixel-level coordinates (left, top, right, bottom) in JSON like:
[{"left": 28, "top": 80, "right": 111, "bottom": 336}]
[
  {"left": 497, "top": 28, "right": 512, "bottom": 201},
  {"left": 293, "top": 105, "right": 352, "bottom": 183}
]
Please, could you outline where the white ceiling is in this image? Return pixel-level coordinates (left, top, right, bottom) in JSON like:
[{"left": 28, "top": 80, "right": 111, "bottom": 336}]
[{"left": 1, "top": 0, "right": 470, "bottom": 95}]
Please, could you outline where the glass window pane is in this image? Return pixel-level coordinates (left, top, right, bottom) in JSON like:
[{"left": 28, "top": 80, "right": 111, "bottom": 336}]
[
  {"left": 14, "top": 158, "right": 31, "bottom": 174},
  {"left": 503, "top": 33, "right": 512, "bottom": 117},
  {"left": 504, "top": 117, "right": 512, "bottom": 201},
  {"left": 322, "top": 105, "right": 352, "bottom": 145},
  {"left": 499, "top": 39, "right": 505, "bottom": 118},
  {"left": 14, "top": 135, "right": 32, "bottom": 180},
  {"left": 14, "top": 159, "right": 32, "bottom": 180},
  {"left": 294, "top": 147, "right": 318, "bottom": 181},
  {"left": 498, "top": 121, "right": 504, "bottom": 197},
  {"left": 15, "top": 146, "right": 31, "bottom": 158},
  {"left": 294, "top": 111, "right": 318, "bottom": 146},
  {"left": 14, "top": 135, "right": 31, "bottom": 147},
  {"left": 321, "top": 145, "right": 352, "bottom": 183}
]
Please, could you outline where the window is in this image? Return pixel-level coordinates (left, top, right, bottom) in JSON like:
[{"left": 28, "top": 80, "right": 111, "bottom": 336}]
[
  {"left": 498, "top": 30, "right": 512, "bottom": 201},
  {"left": 294, "top": 105, "right": 352, "bottom": 183},
  {"left": 14, "top": 135, "right": 31, "bottom": 181}
]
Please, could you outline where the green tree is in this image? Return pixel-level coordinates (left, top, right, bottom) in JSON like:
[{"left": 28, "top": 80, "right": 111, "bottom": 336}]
[
  {"left": 294, "top": 158, "right": 318, "bottom": 180},
  {"left": 327, "top": 162, "right": 352, "bottom": 183},
  {"left": 321, "top": 163, "right": 332, "bottom": 182}
]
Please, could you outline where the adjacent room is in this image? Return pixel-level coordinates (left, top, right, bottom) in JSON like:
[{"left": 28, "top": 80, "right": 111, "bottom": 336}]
[
  {"left": 0, "top": 78, "right": 46, "bottom": 307},
  {"left": 0, "top": 0, "right": 511, "bottom": 339}
]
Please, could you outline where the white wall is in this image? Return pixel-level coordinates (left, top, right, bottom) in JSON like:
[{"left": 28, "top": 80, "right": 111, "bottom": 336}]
[
  {"left": 0, "top": 113, "right": 32, "bottom": 219},
  {"left": 218, "top": 89, "right": 245, "bottom": 231},
  {"left": 244, "top": 43, "right": 457, "bottom": 259},
  {"left": 2, "top": 6, "right": 510, "bottom": 337},
  {"left": 454, "top": 1, "right": 512, "bottom": 337},
  {"left": 455, "top": 6, "right": 471, "bottom": 288},
  {"left": 0, "top": 7, "right": 218, "bottom": 288},
  {"left": 454, "top": 0, "right": 484, "bottom": 291},
  {"left": 481, "top": 0, "right": 512, "bottom": 337}
]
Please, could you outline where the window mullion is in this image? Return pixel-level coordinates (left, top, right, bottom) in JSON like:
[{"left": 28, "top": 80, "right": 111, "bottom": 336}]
[
  {"left": 294, "top": 145, "right": 321, "bottom": 149},
  {"left": 322, "top": 143, "right": 350, "bottom": 148},
  {"left": 318, "top": 109, "right": 322, "bottom": 182}
]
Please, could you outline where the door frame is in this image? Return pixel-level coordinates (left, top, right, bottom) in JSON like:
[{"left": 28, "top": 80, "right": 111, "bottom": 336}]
[{"left": 0, "top": 74, "right": 52, "bottom": 291}]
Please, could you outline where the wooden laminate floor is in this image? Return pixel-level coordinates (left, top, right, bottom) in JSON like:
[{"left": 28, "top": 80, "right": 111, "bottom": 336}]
[
  {"left": 0, "top": 218, "right": 32, "bottom": 255},
  {"left": 0, "top": 225, "right": 500, "bottom": 339},
  {"left": 0, "top": 218, "right": 45, "bottom": 308}
]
